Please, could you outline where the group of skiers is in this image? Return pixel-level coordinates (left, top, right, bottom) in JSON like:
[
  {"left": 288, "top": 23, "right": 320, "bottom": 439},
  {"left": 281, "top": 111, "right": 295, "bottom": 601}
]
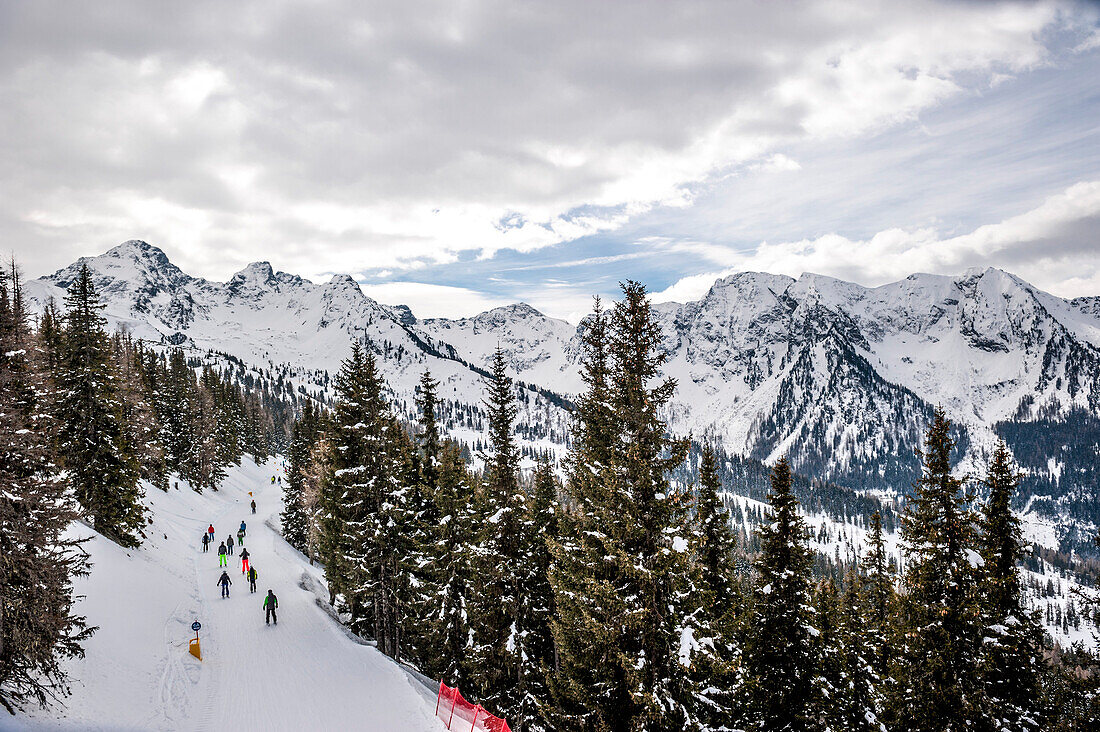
[{"left": 206, "top": 514, "right": 278, "bottom": 626}]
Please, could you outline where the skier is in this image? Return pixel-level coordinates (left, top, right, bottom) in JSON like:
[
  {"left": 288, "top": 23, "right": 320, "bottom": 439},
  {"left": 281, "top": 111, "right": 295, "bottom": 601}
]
[
  {"left": 207, "top": 524, "right": 215, "bottom": 541},
  {"left": 264, "top": 590, "right": 278, "bottom": 625},
  {"left": 240, "top": 547, "right": 250, "bottom": 575},
  {"left": 201, "top": 532, "right": 210, "bottom": 553},
  {"left": 250, "top": 499, "right": 256, "bottom": 515},
  {"left": 270, "top": 476, "right": 275, "bottom": 485},
  {"left": 239, "top": 520, "right": 247, "bottom": 538},
  {"left": 226, "top": 534, "right": 234, "bottom": 556},
  {"left": 217, "top": 570, "right": 232, "bottom": 598},
  {"left": 237, "top": 528, "right": 245, "bottom": 546},
  {"left": 277, "top": 475, "right": 282, "bottom": 485},
  {"left": 247, "top": 566, "right": 258, "bottom": 593},
  {"left": 218, "top": 541, "right": 228, "bottom": 567}
]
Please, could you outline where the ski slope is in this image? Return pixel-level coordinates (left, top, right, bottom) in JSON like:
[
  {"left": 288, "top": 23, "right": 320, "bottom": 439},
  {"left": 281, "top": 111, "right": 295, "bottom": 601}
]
[{"left": 8, "top": 458, "right": 445, "bottom": 732}]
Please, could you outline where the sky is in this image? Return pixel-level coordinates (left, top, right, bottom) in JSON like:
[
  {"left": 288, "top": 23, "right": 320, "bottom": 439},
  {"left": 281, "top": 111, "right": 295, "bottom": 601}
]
[{"left": 2, "top": 0, "right": 1099, "bottom": 321}]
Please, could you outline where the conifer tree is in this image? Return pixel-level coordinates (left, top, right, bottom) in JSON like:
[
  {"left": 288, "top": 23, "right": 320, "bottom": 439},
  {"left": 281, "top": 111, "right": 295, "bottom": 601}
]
[
  {"left": 550, "top": 284, "right": 695, "bottom": 731},
  {"left": 887, "top": 409, "right": 984, "bottom": 731},
  {"left": 402, "top": 370, "right": 445, "bottom": 666},
  {"left": 861, "top": 510, "right": 894, "bottom": 684},
  {"left": 696, "top": 446, "right": 739, "bottom": 614},
  {"left": 53, "top": 263, "right": 145, "bottom": 546},
  {"left": 415, "top": 369, "right": 443, "bottom": 490},
  {"left": 283, "top": 399, "right": 319, "bottom": 552},
  {"left": 524, "top": 457, "right": 561, "bottom": 732},
  {"left": 469, "top": 347, "right": 539, "bottom": 725},
  {"left": 548, "top": 298, "right": 615, "bottom": 727},
  {"left": 421, "top": 442, "right": 477, "bottom": 686},
  {"left": 0, "top": 262, "right": 93, "bottom": 714},
  {"left": 812, "top": 579, "right": 844, "bottom": 731},
  {"left": 743, "top": 457, "right": 815, "bottom": 731},
  {"left": 159, "top": 349, "right": 198, "bottom": 485},
  {"left": 978, "top": 442, "right": 1043, "bottom": 732},
  {"left": 317, "top": 342, "right": 370, "bottom": 613},
  {"left": 686, "top": 446, "right": 741, "bottom": 727},
  {"left": 835, "top": 572, "right": 885, "bottom": 732}
]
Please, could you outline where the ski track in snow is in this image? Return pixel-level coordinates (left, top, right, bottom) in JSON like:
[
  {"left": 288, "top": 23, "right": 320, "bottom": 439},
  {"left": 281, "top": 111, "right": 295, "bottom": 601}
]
[{"left": 8, "top": 457, "right": 446, "bottom": 732}]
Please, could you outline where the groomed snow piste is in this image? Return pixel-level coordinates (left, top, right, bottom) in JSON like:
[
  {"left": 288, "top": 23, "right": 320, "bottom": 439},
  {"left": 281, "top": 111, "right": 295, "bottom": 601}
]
[{"left": 8, "top": 457, "right": 446, "bottom": 732}]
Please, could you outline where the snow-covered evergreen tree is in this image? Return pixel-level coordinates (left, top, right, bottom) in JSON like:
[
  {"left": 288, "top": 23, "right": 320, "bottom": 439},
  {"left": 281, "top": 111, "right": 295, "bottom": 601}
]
[
  {"left": 283, "top": 399, "right": 320, "bottom": 552},
  {"left": 684, "top": 445, "right": 741, "bottom": 728},
  {"left": 978, "top": 442, "right": 1043, "bottom": 731},
  {"left": 0, "top": 261, "right": 94, "bottom": 714},
  {"left": 469, "top": 347, "right": 540, "bottom": 726},
  {"left": 887, "top": 408, "right": 984, "bottom": 731},
  {"left": 53, "top": 263, "right": 145, "bottom": 546},
  {"left": 743, "top": 457, "right": 815, "bottom": 731},
  {"left": 421, "top": 442, "right": 476, "bottom": 686},
  {"left": 550, "top": 284, "right": 696, "bottom": 731},
  {"left": 861, "top": 510, "right": 894, "bottom": 685}
]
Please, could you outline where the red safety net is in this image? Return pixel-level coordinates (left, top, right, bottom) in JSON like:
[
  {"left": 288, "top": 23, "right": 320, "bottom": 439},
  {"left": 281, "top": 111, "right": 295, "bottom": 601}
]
[{"left": 434, "top": 680, "right": 512, "bottom": 732}]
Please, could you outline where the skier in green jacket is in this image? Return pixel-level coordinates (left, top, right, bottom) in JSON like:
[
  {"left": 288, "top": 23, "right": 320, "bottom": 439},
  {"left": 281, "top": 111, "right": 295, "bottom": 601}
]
[{"left": 264, "top": 590, "right": 278, "bottom": 625}]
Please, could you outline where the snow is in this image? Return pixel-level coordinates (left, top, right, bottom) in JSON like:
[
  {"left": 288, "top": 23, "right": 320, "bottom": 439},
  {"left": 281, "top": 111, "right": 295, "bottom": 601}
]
[
  {"left": 677, "top": 626, "right": 698, "bottom": 667},
  {"left": 671, "top": 536, "right": 688, "bottom": 553},
  {"left": 23, "top": 242, "right": 1100, "bottom": 509},
  {"left": 965, "top": 549, "right": 985, "bottom": 568},
  {"left": 10, "top": 457, "right": 444, "bottom": 732}
]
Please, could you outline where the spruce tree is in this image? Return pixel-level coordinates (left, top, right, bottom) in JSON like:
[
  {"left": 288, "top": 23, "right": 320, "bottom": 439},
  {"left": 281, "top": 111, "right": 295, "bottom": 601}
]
[
  {"left": 421, "top": 442, "right": 477, "bottom": 686},
  {"left": 686, "top": 446, "right": 741, "bottom": 727},
  {"left": 469, "top": 348, "right": 539, "bottom": 726},
  {"left": 525, "top": 457, "right": 561, "bottom": 732},
  {"left": 0, "top": 262, "right": 94, "bottom": 714},
  {"left": 861, "top": 510, "right": 894, "bottom": 685},
  {"left": 548, "top": 298, "right": 616, "bottom": 727},
  {"left": 812, "top": 579, "right": 844, "bottom": 731},
  {"left": 53, "top": 263, "right": 145, "bottom": 546},
  {"left": 743, "top": 457, "right": 815, "bottom": 731},
  {"left": 402, "top": 370, "right": 445, "bottom": 667},
  {"left": 887, "top": 409, "right": 984, "bottom": 732},
  {"left": 834, "top": 572, "right": 885, "bottom": 732},
  {"left": 550, "top": 284, "right": 695, "bottom": 731},
  {"left": 110, "top": 333, "right": 167, "bottom": 491},
  {"left": 283, "top": 400, "right": 319, "bottom": 552},
  {"left": 978, "top": 442, "right": 1043, "bottom": 732},
  {"left": 159, "top": 349, "right": 198, "bottom": 485}
]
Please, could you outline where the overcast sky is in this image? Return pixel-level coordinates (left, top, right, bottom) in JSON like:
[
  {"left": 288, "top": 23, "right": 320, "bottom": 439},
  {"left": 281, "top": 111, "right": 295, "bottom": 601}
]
[{"left": 3, "top": 0, "right": 1099, "bottom": 320}]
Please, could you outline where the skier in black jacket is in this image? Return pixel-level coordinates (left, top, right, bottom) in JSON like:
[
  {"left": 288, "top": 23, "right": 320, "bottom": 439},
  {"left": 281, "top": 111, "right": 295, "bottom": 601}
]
[
  {"left": 201, "top": 532, "right": 210, "bottom": 552},
  {"left": 264, "top": 590, "right": 278, "bottom": 625},
  {"left": 217, "top": 571, "right": 232, "bottom": 598},
  {"left": 226, "top": 534, "right": 234, "bottom": 555},
  {"left": 247, "top": 566, "right": 258, "bottom": 593}
]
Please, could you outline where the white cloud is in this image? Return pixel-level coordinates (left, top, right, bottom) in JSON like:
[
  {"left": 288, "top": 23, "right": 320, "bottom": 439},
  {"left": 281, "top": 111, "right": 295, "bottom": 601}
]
[
  {"left": 652, "top": 180, "right": 1100, "bottom": 302},
  {"left": 358, "top": 282, "right": 512, "bottom": 319},
  {"left": 4, "top": 0, "right": 1096, "bottom": 282}
]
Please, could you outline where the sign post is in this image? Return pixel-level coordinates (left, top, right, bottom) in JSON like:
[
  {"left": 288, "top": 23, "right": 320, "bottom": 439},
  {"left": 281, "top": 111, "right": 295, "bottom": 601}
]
[{"left": 189, "top": 621, "right": 202, "bottom": 661}]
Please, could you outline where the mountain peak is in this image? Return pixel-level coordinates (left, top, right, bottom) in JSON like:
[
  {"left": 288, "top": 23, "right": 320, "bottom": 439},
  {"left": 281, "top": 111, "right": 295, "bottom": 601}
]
[
  {"left": 326, "top": 273, "right": 363, "bottom": 293},
  {"left": 232, "top": 261, "right": 275, "bottom": 281}
]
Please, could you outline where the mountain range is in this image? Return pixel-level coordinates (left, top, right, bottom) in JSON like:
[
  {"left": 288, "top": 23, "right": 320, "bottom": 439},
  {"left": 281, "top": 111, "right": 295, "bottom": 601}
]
[{"left": 25, "top": 240, "right": 1100, "bottom": 551}]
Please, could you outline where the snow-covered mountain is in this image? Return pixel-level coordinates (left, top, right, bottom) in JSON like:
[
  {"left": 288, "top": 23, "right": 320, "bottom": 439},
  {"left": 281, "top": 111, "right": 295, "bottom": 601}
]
[{"left": 26, "top": 241, "right": 1100, "bottom": 539}]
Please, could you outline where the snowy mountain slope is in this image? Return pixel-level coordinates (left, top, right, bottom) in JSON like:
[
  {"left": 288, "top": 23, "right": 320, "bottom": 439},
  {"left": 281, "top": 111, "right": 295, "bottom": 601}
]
[
  {"left": 24, "top": 242, "right": 1100, "bottom": 531},
  {"left": 10, "top": 457, "right": 445, "bottom": 732},
  {"left": 25, "top": 240, "right": 573, "bottom": 450}
]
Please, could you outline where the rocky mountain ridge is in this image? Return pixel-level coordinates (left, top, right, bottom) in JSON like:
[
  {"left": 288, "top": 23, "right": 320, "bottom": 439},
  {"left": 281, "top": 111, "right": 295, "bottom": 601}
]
[{"left": 26, "top": 241, "right": 1100, "bottom": 550}]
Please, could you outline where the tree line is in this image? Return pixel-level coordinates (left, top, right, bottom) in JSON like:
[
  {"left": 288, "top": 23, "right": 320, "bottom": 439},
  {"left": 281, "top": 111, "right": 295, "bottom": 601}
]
[
  {"left": 281, "top": 281, "right": 1100, "bottom": 732},
  {"left": 1, "top": 261, "right": 290, "bottom": 714}
]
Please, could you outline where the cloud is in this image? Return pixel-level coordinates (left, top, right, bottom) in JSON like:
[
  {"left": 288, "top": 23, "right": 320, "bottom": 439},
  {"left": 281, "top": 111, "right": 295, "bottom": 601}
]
[
  {"left": 358, "top": 282, "right": 512, "bottom": 319},
  {"left": 4, "top": 0, "right": 1097, "bottom": 283},
  {"left": 651, "top": 180, "right": 1100, "bottom": 302}
]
